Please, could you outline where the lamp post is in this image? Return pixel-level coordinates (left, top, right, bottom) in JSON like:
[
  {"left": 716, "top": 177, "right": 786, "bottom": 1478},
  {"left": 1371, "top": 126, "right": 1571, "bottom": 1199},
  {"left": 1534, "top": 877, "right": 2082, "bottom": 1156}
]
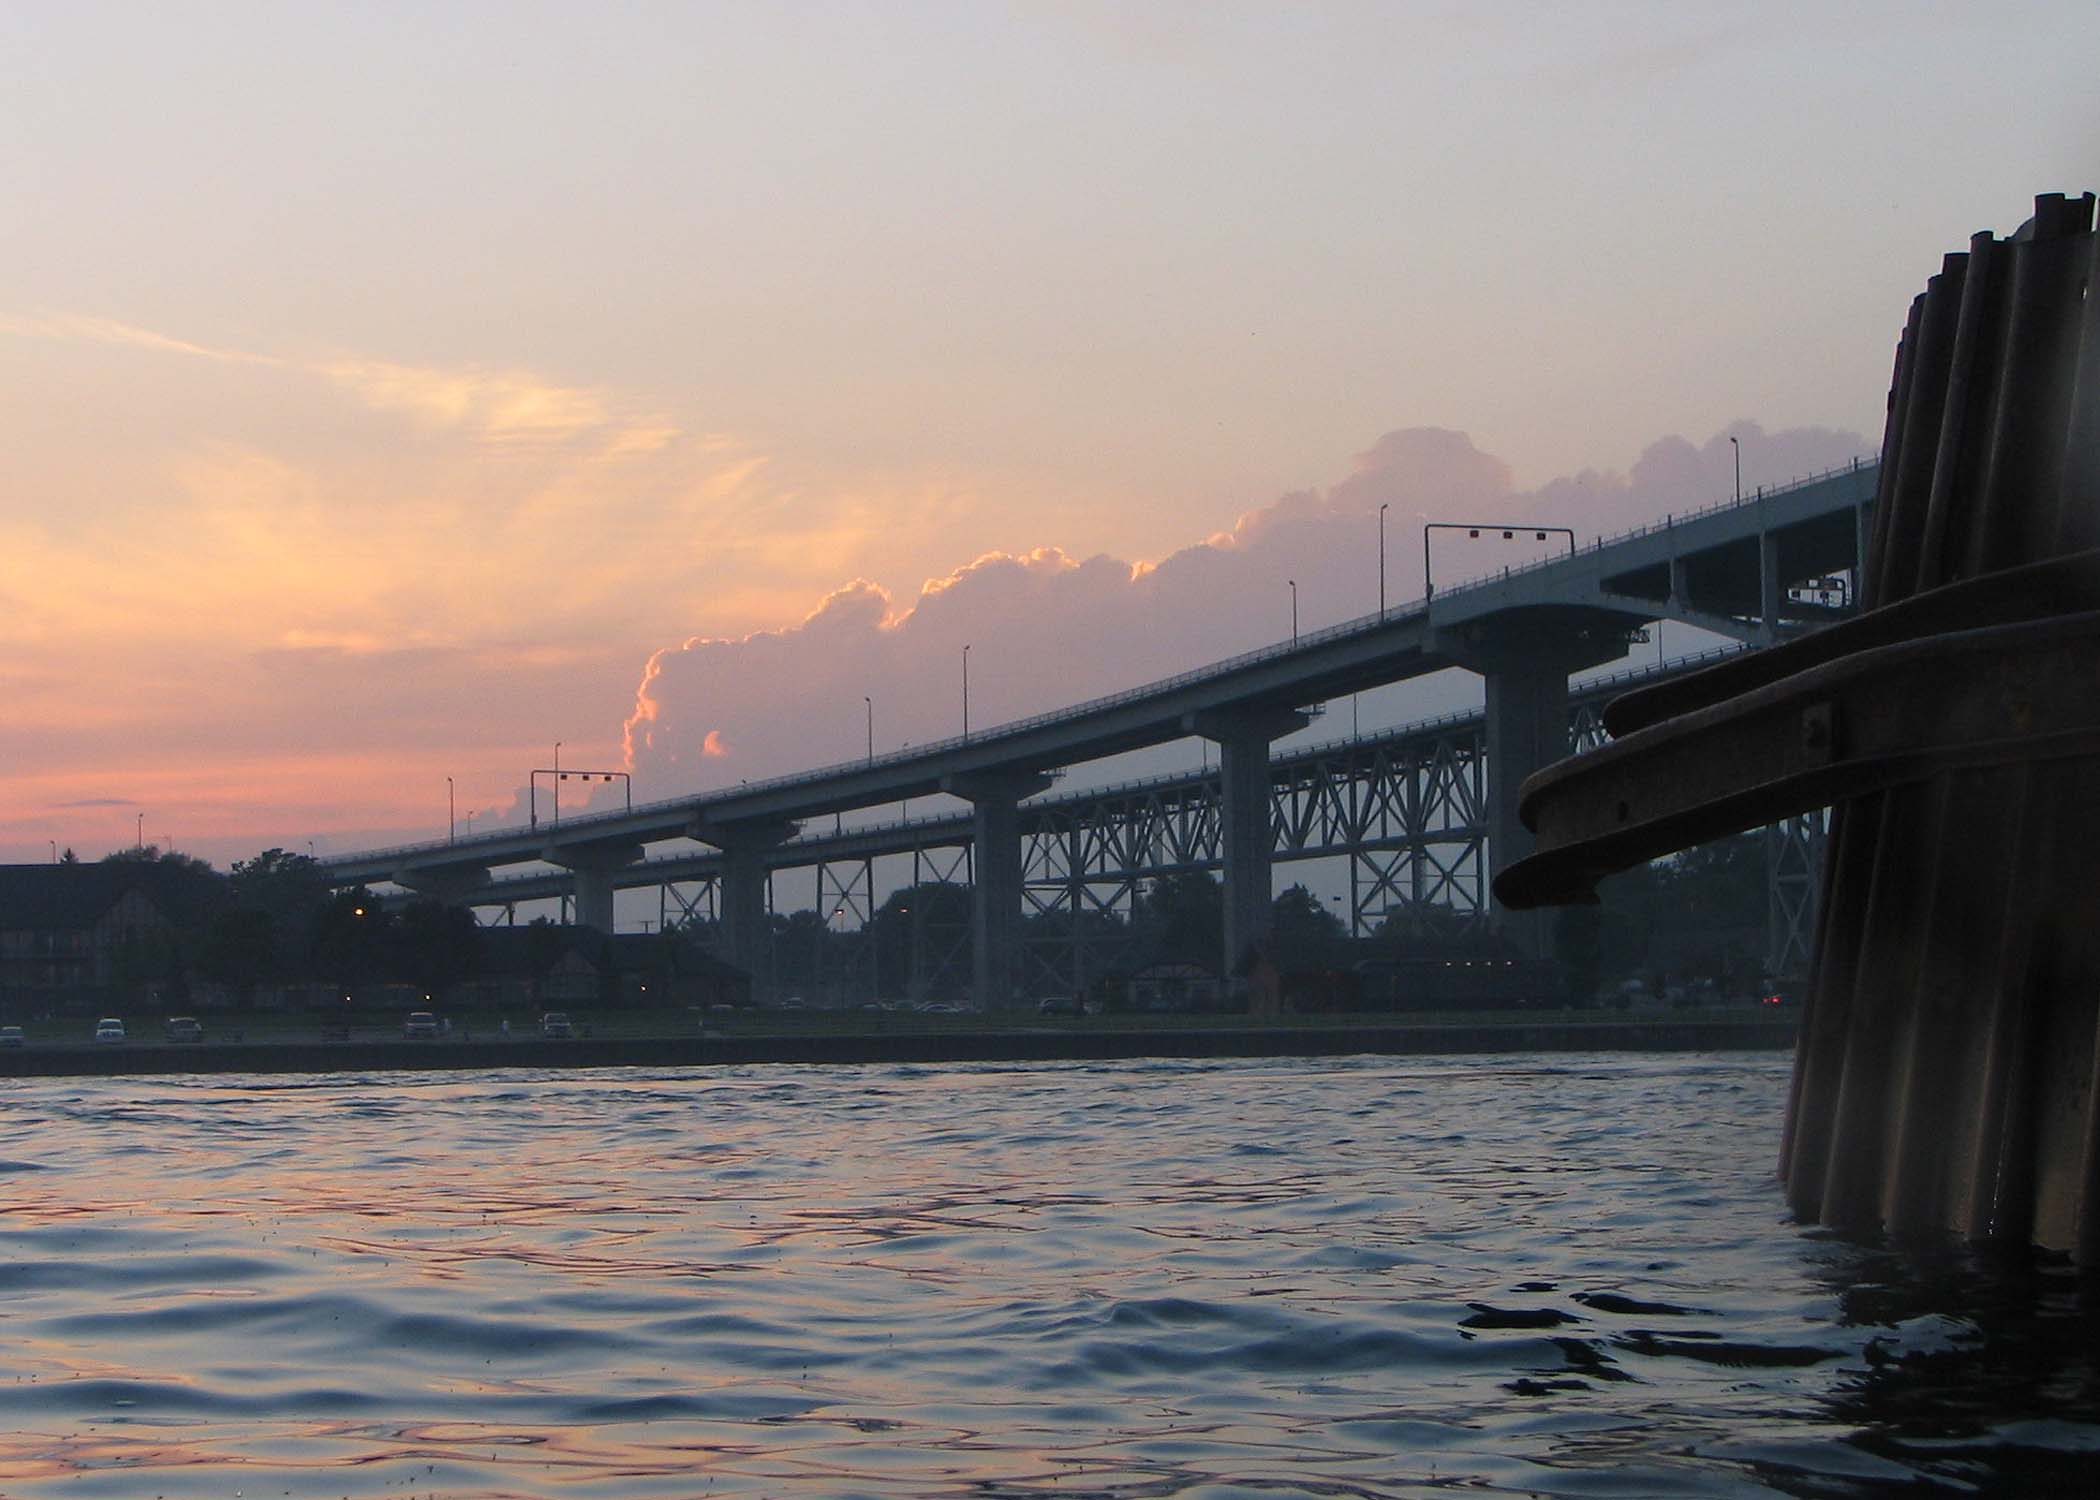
[
  {"left": 48, "top": 839, "right": 56, "bottom": 864},
  {"left": 1378, "top": 503, "right": 1389, "bottom": 615},
  {"left": 136, "top": 812, "right": 144, "bottom": 850},
  {"left": 1288, "top": 580, "right": 1298, "bottom": 644},
  {"left": 447, "top": 776, "right": 455, "bottom": 843},
  {"left": 961, "top": 645, "right": 971, "bottom": 739},
  {"left": 553, "top": 742, "right": 563, "bottom": 825},
  {"left": 1730, "top": 435, "right": 1741, "bottom": 504},
  {"left": 864, "top": 695, "right": 874, "bottom": 765}
]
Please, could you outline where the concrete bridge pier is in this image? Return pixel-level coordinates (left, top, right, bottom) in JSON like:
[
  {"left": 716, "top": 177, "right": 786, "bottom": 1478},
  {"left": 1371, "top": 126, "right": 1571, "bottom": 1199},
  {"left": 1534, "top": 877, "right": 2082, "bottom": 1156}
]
[
  {"left": 547, "top": 841, "right": 643, "bottom": 933},
  {"left": 1448, "top": 620, "right": 1625, "bottom": 955},
  {"left": 945, "top": 770, "right": 1055, "bottom": 1012},
  {"left": 692, "top": 818, "right": 799, "bottom": 990},
  {"left": 1187, "top": 707, "right": 1312, "bottom": 979}
]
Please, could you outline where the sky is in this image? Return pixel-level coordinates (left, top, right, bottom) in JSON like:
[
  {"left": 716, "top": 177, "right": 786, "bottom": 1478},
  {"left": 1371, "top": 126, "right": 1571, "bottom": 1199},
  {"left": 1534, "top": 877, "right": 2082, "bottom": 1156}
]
[{"left": 2, "top": 1, "right": 2094, "bottom": 869}]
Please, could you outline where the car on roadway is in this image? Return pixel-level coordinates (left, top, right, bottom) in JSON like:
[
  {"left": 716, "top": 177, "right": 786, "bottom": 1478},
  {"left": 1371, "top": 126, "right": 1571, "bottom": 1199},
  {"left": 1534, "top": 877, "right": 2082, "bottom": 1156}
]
[
  {"left": 402, "top": 1011, "right": 440, "bottom": 1039},
  {"left": 540, "top": 1011, "right": 574, "bottom": 1038},
  {"left": 94, "top": 1018, "right": 126, "bottom": 1044},
  {"left": 0, "top": 1025, "right": 24, "bottom": 1048},
  {"left": 163, "top": 1016, "right": 205, "bottom": 1043}
]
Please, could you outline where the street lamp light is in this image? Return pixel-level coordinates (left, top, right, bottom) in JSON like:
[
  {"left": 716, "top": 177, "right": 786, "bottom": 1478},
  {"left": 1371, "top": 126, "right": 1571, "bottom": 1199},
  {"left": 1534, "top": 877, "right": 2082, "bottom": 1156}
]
[
  {"left": 1730, "top": 435, "right": 1742, "bottom": 504},
  {"left": 1288, "top": 580, "right": 1298, "bottom": 644},
  {"left": 447, "top": 776, "right": 455, "bottom": 843},
  {"left": 962, "top": 645, "right": 971, "bottom": 739},
  {"left": 553, "top": 742, "right": 562, "bottom": 825},
  {"left": 864, "top": 695, "right": 874, "bottom": 765}
]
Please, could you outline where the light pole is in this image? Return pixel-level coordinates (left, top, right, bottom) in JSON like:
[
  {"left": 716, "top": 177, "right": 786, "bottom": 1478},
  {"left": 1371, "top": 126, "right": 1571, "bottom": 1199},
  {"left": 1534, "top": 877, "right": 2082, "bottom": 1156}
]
[
  {"left": 864, "top": 696, "right": 874, "bottom": 765},
  {"left": 48, "top": 839, "right": 56, "bottom": 864},
  {"left": 136, "top": 812, "right": 144, "bottom": 850},
  {"left": 961, "top": 645, "right": 971, "bottom": 739},
  {"left": 463, "top": 811, "right": 475, "bottom": 838},
  {"left": 1730, "top": 435, "right": 1741, "bottom": 503},
  {"left": 1288, "top": 580, "right": 1298, "bottom": 644},
  {"left": 447, "top": 776, "right": 455, "bottom": 843},
  {"left": 553, "top": 741, "right": 562, "bottom": 825},
  {"left": 1378, "top": 503, "right": 1389, "bottom": 615}
]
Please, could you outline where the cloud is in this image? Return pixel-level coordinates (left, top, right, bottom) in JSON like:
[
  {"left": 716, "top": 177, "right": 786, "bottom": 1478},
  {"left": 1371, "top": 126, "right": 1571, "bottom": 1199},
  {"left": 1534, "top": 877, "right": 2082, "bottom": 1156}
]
[
  {"left": 53, "top": 797, "right": 138, "bottom": 808},
  {"left": 622, "top": 421, "right": 1871, "bottom": 791},
  {"left": 1, "top": 311, "right": 676, "bottom": 455}
]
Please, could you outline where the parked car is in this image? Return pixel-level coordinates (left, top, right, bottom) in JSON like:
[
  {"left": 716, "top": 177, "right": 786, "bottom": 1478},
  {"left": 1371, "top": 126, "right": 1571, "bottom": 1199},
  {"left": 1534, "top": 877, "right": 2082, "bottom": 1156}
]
[
  {"left": 94, "top": 1018, "right": 126, "bottom": 1044},
  {"left": 1036, "top": 995, "right": 1083, "bottom": 1016},
  {"left": 540, "top": 1011, "right": 574, "bottom": 1038},
  {"left": 402, "top": 1011, "right": 439, "bottom": 1039},
  {"left": 163, "top": 1016, "right": 205, "bottom": 1043},
  {"left": 0, "top": 1025, "right": 24, "bottom": 1048}
]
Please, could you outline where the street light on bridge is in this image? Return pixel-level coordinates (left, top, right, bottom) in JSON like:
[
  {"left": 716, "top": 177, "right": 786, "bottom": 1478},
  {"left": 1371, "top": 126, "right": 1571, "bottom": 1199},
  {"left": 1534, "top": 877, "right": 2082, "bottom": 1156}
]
[
  {"left": 1730, "top": 435, "right": 1742, "bottom": 504},
  {"left": 1288, "top": 579, "right": 1298, "bottom": 644}
]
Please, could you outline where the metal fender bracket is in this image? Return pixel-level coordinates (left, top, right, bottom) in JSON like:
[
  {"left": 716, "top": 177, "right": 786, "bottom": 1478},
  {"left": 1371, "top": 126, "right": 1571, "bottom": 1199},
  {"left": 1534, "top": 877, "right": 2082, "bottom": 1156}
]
[
  {"left": 1604, "top": 547, "right": 2100, "bottom": 739},
  {"left": 1494, "top": 607, "right": 2100, "bottom": 909}
]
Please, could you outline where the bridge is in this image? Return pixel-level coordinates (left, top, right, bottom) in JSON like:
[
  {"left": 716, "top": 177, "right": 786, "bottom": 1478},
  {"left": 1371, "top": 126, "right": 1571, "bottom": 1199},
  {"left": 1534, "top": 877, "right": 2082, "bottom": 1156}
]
[{"left": 322, "top": 459, "right": 1877, "bottom": 1005}]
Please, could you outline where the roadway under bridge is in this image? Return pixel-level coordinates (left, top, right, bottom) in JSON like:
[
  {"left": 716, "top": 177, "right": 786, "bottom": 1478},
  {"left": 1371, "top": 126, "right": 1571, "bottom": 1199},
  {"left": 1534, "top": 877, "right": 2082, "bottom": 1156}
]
[{"left": 321, "top": 461, "right": 1877, "bottom": 1006}]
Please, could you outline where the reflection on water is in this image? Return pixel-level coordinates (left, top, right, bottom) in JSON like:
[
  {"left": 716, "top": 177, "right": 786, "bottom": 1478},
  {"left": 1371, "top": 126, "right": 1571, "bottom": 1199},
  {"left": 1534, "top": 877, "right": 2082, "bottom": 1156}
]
[{"left": 0, "top": 1055, "right": 2093, "bottom": 1496}]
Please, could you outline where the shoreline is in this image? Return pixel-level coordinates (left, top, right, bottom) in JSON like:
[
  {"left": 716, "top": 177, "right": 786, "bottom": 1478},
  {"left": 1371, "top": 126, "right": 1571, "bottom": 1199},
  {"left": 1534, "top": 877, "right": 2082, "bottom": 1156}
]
[{"left": 0, "top": 1017, "right": 1796, "bottom": 1078}]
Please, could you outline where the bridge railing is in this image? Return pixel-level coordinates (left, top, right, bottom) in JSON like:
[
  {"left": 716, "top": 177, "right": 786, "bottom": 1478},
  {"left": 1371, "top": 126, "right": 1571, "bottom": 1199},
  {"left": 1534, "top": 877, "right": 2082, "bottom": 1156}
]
[{"left": 333, "top": 462, "right": 1868, "bottom": 868}]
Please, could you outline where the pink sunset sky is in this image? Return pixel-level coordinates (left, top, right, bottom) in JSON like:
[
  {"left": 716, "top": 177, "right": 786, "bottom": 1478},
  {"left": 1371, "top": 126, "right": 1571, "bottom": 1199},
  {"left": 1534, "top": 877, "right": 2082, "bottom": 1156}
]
[{"left": 2, "top": 3, "right": 2094, "bottom": 867}]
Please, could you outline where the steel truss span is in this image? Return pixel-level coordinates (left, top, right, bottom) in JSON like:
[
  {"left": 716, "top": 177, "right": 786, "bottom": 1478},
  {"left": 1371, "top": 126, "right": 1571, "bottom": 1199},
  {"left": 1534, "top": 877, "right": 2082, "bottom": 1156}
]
[{"left": 467, "top": 649, "right": 1825, "bottom": 998}]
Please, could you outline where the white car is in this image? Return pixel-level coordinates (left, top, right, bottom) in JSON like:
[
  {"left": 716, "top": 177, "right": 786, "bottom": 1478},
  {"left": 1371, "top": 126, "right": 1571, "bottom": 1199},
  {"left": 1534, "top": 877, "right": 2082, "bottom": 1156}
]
[
  {"left": 402, "top": 1011, "right": 439, "bottom": 1039},
  {"left": 94, "top": 1018, "right": 126, "bottom": 1044}
]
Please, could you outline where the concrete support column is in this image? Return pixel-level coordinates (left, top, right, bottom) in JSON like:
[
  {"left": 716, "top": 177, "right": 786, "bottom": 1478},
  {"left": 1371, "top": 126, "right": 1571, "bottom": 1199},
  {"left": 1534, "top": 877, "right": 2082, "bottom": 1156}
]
[
  {"left": 545, "top": 843, "right": 642, "bottom": 934},
  {"left": 692, "top": 819, "right": 799, "bottom": 992},
  {"left": 572, "top": 868, "right": 616, "bottom": 934},
  {"left": 1481, "top": 662, "right": 1573, "bottom": 957},
  {"left": 1759, "top": 531, "right": 1784, "bottom": 642},
  {"left": 1186, "top": 706, "right": 1310, "bottom": 980},
  {"left": 944, "top": 770, "right": 1054, "bottom": 1012},
  {"left": 1443, "top": 616, "right": 1623, "bottom": 958}
]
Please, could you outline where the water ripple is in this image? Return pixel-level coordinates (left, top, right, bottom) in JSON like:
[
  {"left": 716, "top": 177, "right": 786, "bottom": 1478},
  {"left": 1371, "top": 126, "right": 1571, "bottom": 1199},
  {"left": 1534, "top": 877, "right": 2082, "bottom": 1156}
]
[{"left": 0, "top": 1054, "right": 2092, "bottom": 1496}]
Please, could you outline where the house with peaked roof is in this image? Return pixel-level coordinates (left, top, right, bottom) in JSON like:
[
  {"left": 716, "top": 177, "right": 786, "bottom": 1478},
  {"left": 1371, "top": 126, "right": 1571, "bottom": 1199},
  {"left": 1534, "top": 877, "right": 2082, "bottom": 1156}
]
[{"left": 0, "top": 862, "right": 221, "bottom": 1008}]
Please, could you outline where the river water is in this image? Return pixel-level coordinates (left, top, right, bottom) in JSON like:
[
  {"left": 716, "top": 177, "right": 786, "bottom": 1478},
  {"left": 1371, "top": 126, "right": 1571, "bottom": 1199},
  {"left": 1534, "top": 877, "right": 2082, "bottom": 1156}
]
[{"left": 1, "top": 1053, "right": 2095, "bottom": 1498}]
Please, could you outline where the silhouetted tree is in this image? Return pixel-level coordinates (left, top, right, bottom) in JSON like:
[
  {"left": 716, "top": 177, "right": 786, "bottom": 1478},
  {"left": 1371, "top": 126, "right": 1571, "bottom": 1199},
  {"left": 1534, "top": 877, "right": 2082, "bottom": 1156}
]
[
  {"left": 391, "top": 900, "right": 482, "bottom": 998},
  {"left": 1271, "top": 884, "right": 1345, "bottom": 970},
  {"left": 311, "top": 888, "right": 391, "bottom": 992},
  {"left": 1131, "top": 872, "right": 1224, "bottom": 968},
  {"left": 227, "top": 848, "right": 332, "bottom": 981}
]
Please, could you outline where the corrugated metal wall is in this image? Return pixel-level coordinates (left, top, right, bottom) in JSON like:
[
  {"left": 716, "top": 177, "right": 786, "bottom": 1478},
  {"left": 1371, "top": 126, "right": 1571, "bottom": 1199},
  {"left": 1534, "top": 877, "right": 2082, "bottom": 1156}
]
[{"left": 1780, "top": 192, "right": 2100, "bottom": 1259}]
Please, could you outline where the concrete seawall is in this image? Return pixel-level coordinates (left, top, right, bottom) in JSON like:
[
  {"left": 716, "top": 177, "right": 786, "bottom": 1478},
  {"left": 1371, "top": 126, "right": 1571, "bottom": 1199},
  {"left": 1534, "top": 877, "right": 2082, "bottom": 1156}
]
[{"left": 0, "top": 1019, "right": 1796, "bottom": 1079}]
